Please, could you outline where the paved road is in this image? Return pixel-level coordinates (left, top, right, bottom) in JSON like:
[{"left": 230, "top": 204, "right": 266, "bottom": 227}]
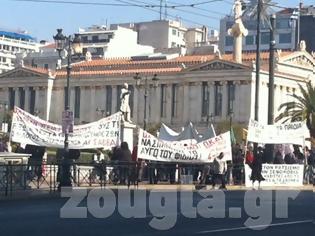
[{"left": 0, "top": 190, "right": 313, "bottom": 236}]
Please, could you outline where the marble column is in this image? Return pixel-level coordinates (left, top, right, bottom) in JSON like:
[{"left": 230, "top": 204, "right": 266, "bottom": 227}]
[
  {"left": 89, "top": 86, "right": 96, "bottom": 122},
  {"left": 112, "top": 85, "right": 117, "bottom": 114},
  {"left": 221, "top": 81, "right": 228, "bottom": 119},
  {"left": 14, "top": 88, "right": 19, "bottom": 108}
]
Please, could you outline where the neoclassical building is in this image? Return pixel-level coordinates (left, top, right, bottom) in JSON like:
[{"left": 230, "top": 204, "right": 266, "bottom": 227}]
[{"left": 0, "top": 47, "right": 314, "bottom": 135}]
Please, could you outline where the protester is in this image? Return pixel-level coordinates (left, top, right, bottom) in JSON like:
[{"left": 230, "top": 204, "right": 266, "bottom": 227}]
[
  {"left": 118, "top": 142, "right": 132, "bottom": 185},
  {"left": 245, "top": 144, "right": 254, "bottom": 168},
  {"left": 284, "top": 145, "right": 297, "bottom": 164},
  {"left": 274, "top": 150, "right": 285, "bottom": 164},
  {"left": 211, "top": 152, "right": 227, "bottom": 189},
  {"left": 250, "top": 146, "right": 265, "bottom": 189},
  {"left": 307, "top": 148, "right": 315, "bottom": 185},
  {"left": 293, "top": 145, "right": 304, "bottom": 164},
  {"left": 0, "top": 138, "right": 8, "bottom": 152}
]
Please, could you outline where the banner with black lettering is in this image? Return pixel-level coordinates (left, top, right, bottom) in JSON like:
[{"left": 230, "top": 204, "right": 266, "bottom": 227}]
[
  {"left": 247, "top": 119, "right": 309, "bottom": 145},
  {"left": 137, "top": 129, "right": 232, "bottom": 163},
  {"left": 10, "top": 107, "right": 121, "bottom": 149},
  {"left": 245, "top": 164, "right": 304, "bottom": 187}
]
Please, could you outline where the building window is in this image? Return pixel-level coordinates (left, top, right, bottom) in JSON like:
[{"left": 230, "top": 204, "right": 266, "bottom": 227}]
[
  {"left": 201, "top": 82, "right": 209, "bottom": 117},
  {"left": 92, "top": 35, "right": 99, "bottom": 42},
  {"left": 279, "top": 33, "right": 292, "bottom": 44},
  {"left": 227, "top": 81, "right": 235, "bottom": 114},
  {"left": 261, "top": 32, "right": 270, "bottom": 45},
  {"left": 276, "top": 18, "right": 290, "bottom": 29},
  {"left": 81, "top": 36, "right": 88, "bottom": 43},
  {"left": 96, "top": 48, "right": 104, "bottom": 55},
  {"left": 225, "top": 36, "right": 233, "bottom": 46},
  {"left": 171, "top": 84, "right": 178, "bottom": 118},
  {"left": 245, "top": 35, "right": 254, "bottom": 45},
  {"left": 9, "top": 88, "right": 15, "bottom": 110},
  {"left": 172, "top": 29, "right": 177, "bottom": 35},
  {"left": 19, "top": 87, "right": 25, "bottom": 109},
  {"left": 74, "top": 86, "right": 80, "bottom": 119},
  {"left": 106, "top": 86, "right": 112, "bottom": 115},
  {"left": 171, "top": 42, "right": 176, "bottom": 48},
  {"left": 160, "top": 84, "right": 167, "bottom": 117},
  {"left": 29, "top": 87, "right": 36, "bottom": 114},
  {"left": 44, "top": 64, "right": 49, "bottom": 70},
  {"left": 214, "top": 82, "right": 222, "bottom": 116},
  {"left": 116, "top": 85, "right": 122, "bottom": 112}
]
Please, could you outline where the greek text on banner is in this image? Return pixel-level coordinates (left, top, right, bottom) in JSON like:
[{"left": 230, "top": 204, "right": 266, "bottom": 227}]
[
  {"left": 247, "top": 119, "right": 309, "bottom": 145},
  {"left": 137, "top": 129, "right": 232, "bottom": 163},
  {"left": 10, "top": 107, "right": 121, "bottom": 149}
]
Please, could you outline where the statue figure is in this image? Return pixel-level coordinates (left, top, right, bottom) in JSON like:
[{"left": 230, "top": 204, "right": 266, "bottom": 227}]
[
  {"left": 85, "top": 51, "right": 92, "bottom": 61},
  {"left": 228, "top": 0, "right": 248, "bottom": 63},
  {"left": 120, "top": 83, "right": 132, "bottom": 123},
  {"left": 299, "top": 40, "right": 306, "bottom": 51}
]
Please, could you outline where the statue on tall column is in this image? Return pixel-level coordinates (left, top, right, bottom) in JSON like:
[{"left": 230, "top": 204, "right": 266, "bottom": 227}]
[
  {"left": 120, "top": 83, "right": 132, "bottom": 123},
  {"left": 228, "top": 0, "right": 248, "bottom": 63}
]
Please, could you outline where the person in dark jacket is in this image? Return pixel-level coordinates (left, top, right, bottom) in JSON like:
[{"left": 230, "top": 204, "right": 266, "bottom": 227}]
[
  {"left": 118, "top": 142, "right": 131, "bottom": 185},
  {"left": 250, "top": 146, "right": 265, "bottom": 189},
  {"left": 274, "top": 150, "right": 285, "bottom": 164},
  {"left": 293, "top": 145, "right": 304, "bottom": 164},
  {"left": 308, "top": 149, "right": 315, "bottom": 185}
]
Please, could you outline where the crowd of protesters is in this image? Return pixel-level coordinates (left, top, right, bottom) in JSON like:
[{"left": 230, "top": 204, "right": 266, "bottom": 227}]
[{"left": 1, "top": 137, "right": 314, "bottom": 187}]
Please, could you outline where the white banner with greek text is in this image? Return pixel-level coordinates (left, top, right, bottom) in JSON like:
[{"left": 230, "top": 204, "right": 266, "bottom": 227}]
[
  {"left": 247, "top": 119, "right": 309, "bottom": 145},
  {"left": 244, "top": 164, "right": 304, "bottom": 187},
  {"left": 10, "top": 107, "right": 121, "bottom": 149},
  {"left": 137, "top": 129, "right": 232, "bottom": 163}
]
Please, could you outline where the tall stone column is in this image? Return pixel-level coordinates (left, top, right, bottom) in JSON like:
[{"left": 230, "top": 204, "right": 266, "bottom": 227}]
[
  {"left": 24, "top": 87, "right": 30, "bottom": 113},
  {"left": 112, "top": 85, "right": 117, "bottom": 113},
  {"left": 208, "top": 82, "right": 215, "bottom": 119},
  {"left": 227, "top": 0, "right": 248, "bottom": 63},
  {"left": 14, "top": 88, "right": 19, "bottom": 108},
  {"left": 89, "top": 86, "right": 96, "bottom": 122},
  {"left": 234, "top": 81, "right": 241, "bottom": 123},
  {"left": 221, "top": 81, "right": 228, "bottom": 119},
  {"left": 182, "top": 82, "right": 190, "bottom": 124}
]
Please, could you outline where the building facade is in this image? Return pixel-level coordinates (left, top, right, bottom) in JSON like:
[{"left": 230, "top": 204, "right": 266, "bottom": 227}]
[
  {"left": 77, "top": 25, "right": 154, "bottom": 58},
  {"left": 219, "top": 10, "right": 297, "bottom": 53},
  {"left": 0, "top": 48, "right": 314, "bottom": 137},
  {"left": 0, "top": 29, "right": 39, "bottom": 74}
]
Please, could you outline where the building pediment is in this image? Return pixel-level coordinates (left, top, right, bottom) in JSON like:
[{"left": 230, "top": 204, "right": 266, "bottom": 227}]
[
  {"left": 188, "top": 59, "right": 249, "bottom": 72},
  {"left": 0, "top": 67, "right": 47, "bottom": 79},
  {"left": 278, "top": 51, "right": 315, "bottom": 69}
]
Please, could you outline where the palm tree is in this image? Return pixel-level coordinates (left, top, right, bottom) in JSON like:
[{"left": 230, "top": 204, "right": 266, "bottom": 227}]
[{"left": 276, "top": 81, "right": 315, "bottom": 143}]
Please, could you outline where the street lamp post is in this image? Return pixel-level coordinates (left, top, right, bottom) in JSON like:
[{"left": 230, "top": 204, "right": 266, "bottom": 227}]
[
  {"left": 54, "top": 29, "right": 82, "bottom": 187},
  {"left": 133, "top": 73, "right": 159, "bottom": 130}
]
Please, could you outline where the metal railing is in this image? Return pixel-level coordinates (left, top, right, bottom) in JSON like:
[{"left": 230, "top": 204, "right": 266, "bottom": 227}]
[{"left": 1, "top": 161, "right": 313, "bottom": 197}]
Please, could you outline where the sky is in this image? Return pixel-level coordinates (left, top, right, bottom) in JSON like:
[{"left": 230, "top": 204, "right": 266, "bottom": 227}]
[{"left": 1, "top": 0, "right": 314, "bottom": 41}]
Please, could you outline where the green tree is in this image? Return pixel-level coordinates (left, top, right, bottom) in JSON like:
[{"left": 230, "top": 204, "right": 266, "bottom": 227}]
[{"left": 276, "top": 81, "right": 315, "bottom": 145}]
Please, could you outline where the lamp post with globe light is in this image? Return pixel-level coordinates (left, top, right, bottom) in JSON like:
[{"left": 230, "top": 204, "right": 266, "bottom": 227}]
[{"left": 53, "top": 28, "right": 83, "bottom": 187}]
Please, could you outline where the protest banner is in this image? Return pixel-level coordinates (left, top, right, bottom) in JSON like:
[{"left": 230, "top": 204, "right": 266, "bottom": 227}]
[
  {"left": 247, "top": 119, "right": 309, "bottom": 145},
  {"left": 244, "top": 164, "right": 304, "bottom": 187},
  {"left": 10, "top": 107, "right": 121, "bottom": 149},
  {"left": 137, "top": 129, "right": 232, "bottom": 163}
]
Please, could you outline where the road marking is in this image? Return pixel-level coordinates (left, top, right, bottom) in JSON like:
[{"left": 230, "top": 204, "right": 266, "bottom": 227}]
[{"left": 196, "top": 220, "right": 313, "bottom": 234}]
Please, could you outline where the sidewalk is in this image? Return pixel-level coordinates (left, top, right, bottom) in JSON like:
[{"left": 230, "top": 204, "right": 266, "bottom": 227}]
[{"left": 1, "top": 184, "right": 313, "bottom": 201}]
